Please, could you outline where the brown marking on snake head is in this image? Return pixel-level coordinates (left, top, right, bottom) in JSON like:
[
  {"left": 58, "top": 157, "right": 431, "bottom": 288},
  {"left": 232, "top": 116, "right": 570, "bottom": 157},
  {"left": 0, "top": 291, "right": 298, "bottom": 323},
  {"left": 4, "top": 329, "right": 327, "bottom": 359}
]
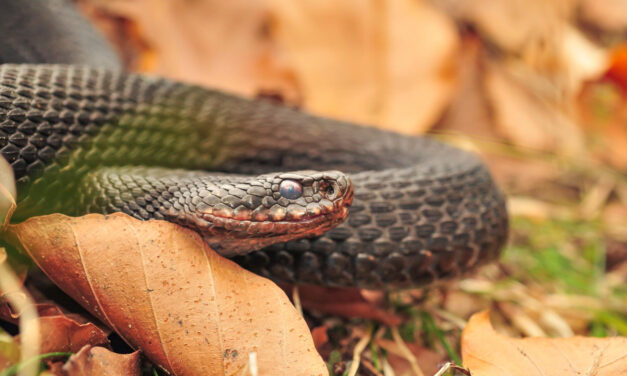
[{"left": 185, "top": 170, "right": 353, "bottom": 256}]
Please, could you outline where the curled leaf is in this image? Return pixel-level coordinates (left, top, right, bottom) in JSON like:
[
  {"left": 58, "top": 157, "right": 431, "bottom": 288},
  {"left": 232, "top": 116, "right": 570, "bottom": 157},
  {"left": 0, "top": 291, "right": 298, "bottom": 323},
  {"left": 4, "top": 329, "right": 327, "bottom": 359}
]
[
  {"left": 5, "top": 213, "right": 326, "bottom": 376},
  {"left": 30, "top": 316, "right": 109, "bottom": 354},
  {"left": 62, "top": 346, "right": 140, "bottom": 376},
  {"left": 281, "top": 284, "right": 403, "bottom": 326}
]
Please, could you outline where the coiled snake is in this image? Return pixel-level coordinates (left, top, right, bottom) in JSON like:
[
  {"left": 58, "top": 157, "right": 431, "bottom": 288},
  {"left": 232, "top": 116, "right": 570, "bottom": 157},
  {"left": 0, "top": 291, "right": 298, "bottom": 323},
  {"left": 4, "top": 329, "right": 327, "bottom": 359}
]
[{"left": 0, "top": 0, "right": 508, "bottom": 290}]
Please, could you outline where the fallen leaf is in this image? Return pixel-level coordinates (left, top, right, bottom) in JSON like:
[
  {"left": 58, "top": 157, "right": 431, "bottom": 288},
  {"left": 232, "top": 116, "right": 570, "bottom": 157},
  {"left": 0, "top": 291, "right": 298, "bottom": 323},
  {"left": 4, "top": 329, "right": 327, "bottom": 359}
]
[
  {"left": 88, "top": 0, "right": 300, "bottom": 102},
  {"left": 373, "top": 338, "right": 445, "bottom": 376},
  {"left": 0, "top": 248, "right": 29, "bottom": 298},
  {"left": 61, "top": 345, "right": 140, "bottom": 376},
  {"left": 4, "top": 213, "right": 327, "bottom": 376},
  {"left": 84, "top": 0, "right": 458, "bottom": 134},
  {"left": 448, "top": 0, "right": 608, "bottom": 93},
  {"left": 446, "top": 0, "right": 556, "bottom": 53},
  {"left": 0, "top": 249, "right": 41, "bottom": 375},
  {"left": 0, "top": 300, "right": 110, "bottom": 355},
  {"left": 462, "top": 310, "right": 627, "bottom": 376},
  {"left": 560, "top": 25, "right": 609, "bottom": 94},
  {"left": 580, "top": 0, "right": 627, "bottom": 33},
  {"left": 0, "top": 301, "right": 96, "bottom": 327},
  {"left": 310, "top": 326, "right": 329, "bottom": 351},
  {"left": 434, "top": 36, "right": 496, "bottom": 139},
  {"left": 25, "top": 316, "right": 109, "bottom": 354},
  {"left": 268, "top": 0, "right": 459, "bottom": 133},
  {"left": 282, "top": 284, "right": 403, "bottom": 326},
  {"left": 484, "top": 61, "right": 585, "bottom": 154}
]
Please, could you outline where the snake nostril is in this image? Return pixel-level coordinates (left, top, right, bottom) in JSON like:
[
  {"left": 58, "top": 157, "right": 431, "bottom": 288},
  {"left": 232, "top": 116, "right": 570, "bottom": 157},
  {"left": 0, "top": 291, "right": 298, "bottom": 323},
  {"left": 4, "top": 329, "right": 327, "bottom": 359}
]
[{"left": 320, "top": 181, "right": 340, "bottom": 200}]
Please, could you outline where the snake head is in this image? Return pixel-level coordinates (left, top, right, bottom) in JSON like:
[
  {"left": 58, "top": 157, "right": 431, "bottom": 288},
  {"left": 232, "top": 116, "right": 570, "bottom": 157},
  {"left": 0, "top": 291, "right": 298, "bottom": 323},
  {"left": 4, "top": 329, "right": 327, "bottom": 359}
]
[{"left": 196, "top": 170, "right": 353, "bottom": 256}]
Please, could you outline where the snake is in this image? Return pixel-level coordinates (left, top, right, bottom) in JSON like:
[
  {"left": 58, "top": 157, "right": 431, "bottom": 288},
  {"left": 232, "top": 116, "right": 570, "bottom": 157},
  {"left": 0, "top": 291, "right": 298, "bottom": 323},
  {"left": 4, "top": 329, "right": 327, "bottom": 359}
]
[{"left": 0, "top": 0, "right": 508, "bottom": 290}]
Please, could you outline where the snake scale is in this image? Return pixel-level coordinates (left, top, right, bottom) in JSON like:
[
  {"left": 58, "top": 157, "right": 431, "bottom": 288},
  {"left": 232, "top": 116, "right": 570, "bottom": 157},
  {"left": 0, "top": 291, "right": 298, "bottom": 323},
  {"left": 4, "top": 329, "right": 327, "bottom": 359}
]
[{"left": 0, "top": 0, "right": 508, "bottom": 290}]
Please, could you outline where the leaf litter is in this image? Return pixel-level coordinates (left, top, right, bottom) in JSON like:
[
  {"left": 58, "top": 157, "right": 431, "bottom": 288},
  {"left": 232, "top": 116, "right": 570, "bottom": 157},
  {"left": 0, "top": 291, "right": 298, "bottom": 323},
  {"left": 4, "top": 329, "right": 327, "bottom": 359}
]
[{"left": 0, "top": 0, "right": 626, "bottom": 374}]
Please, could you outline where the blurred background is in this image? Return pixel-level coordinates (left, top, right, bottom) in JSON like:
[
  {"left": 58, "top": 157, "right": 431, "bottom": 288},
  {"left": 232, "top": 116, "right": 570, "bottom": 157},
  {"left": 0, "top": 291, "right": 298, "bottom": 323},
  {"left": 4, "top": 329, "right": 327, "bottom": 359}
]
[{"left": 73, "top": 0, "right": 626, "bottom": 372}]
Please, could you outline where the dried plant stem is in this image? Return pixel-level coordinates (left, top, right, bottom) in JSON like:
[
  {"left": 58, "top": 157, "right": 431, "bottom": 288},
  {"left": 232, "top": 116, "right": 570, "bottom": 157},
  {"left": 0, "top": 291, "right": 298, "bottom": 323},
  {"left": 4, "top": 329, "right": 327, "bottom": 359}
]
[
  {"left": 391, "top": 326, "right": 425, "bottom": 376},
  {"left": 292, "top": 285, "right": 303, "bottom": 317},
  {"left": 432, "top": 362, "right": 470, "bottom": 376},
  {"left": 0, "top": 253, "right": 40, "bottom": 376},
  {"left": 347, "top": 326, "right": 374, "bottom": 376}
]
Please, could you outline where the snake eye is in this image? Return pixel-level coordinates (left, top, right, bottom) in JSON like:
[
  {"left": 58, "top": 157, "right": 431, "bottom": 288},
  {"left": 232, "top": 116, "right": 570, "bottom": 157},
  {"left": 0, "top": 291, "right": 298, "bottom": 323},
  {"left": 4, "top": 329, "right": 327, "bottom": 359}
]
[{"left": 279, "top": 180, "right": 302, "bottom": 199}]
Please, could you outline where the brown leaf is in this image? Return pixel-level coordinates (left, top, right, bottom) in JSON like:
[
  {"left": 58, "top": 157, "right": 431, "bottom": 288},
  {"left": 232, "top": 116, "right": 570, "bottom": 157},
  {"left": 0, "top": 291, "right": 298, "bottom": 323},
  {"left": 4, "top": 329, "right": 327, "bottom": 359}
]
[
  {"left": 61, "top": 345, "right": 140, "bottom": 376},
  {"left": 374, "top": 338, "right": 445, "bottom": 376},
  {"left": 5, "top": 213, "right": 327, "bottom": 376},
  {"left": 0, "top": 300, "right": 110, "bottom": 354},
  {"left": 0, "top": 301, "right": 104, "bottom": 328},
  {"left": 462, "top": 310, "right": 627, "bottom": 376},
  {"left": 435, "top": 36, "right": 496, "bottom": 139},
  {"left": 283, "top": 284, "right": 403, "bottom": 326},
  {"left": 89, "top": 0, "right": 300, "bottom": 102},
  {"left": 27, "top": 316, "right": 109, "bottom": 354},
  {"left": 580, "top": 0, "right": 627, "bottom": 33},
  {"left": 268, "top": 0, "right": 458, "bottom": 133},
  {"left": 85, "top": 0, "right": 458, "bottom": 134},
  {"left": 310, "top": 325, "right": 329, "bottom": 351},
  {"left": 484, "top": 61, "right": 585, "bottom": 154}
]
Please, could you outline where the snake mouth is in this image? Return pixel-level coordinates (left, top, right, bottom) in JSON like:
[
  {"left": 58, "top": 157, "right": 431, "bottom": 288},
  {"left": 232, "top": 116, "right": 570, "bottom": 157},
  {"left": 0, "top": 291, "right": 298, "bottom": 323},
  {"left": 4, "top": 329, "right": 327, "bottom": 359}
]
[
  {"left": 199, "top": 196, "right": 352, "bottom": 237},
  {"left": 197, "top": 200, "right": 351, "bottom": 257},
  {"left": 180, "top": 171, "right": 353, "bottom": 255},
  {"left": 197, "top": 172, "right": 353, "bottom": 237}
]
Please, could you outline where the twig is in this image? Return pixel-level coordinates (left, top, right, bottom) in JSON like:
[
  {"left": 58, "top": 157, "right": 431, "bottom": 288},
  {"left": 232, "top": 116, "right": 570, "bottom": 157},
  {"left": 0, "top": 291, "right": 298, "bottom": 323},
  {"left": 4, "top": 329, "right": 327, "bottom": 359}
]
[
  {"left": 0, "top": 160, "right": 39, "bottom": 376},
  {"left": 381, "top": 357, "right": 396, "bottom": 376},
  {"left": 346, "top": 325, "right": 373, "bottom": 376},
  {"left": 432, "top": 362, "right": 471, "bottom": 376},
  {"left": 390, "top": 326, "right": 425, "bottom": 376},
  {"left": 292, "top": 285, "right": 303, "bottom": 318},
  {"left": 0, "top": 253, "right": 40, "bottom": 376}
]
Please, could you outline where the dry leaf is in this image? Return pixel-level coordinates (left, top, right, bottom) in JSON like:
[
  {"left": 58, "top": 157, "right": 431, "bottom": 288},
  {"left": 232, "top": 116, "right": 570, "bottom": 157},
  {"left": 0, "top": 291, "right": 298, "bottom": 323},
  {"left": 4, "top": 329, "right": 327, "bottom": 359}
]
[
  {"left": 85, "top": 0, "right": 458, "bottom": 134},
  {"left": 374, "top": 338, "right": 445, "bottom": 376},
  {"left": 0, "top": 300, "right": 110, "bottom": 354},
  {"left": 5, "top": 213, "right": 326, "bottom": 376},
  {"left": 462, "top": 311, "right": 627, "bottom": 376},
  {"left": 484, "top": 61, "right": 585, "bottom": 154},
  {"left": 88, "top": 0, "right": 300, "bottom": 102},
  {"left": 435, "top": 36, "right": 496, "bottom": 139},
  {"left": 62, "top": 345, "right": 140, "bottom": 376},
  {"left": 580, "top": 0, "right": 627, "bottom": 32},
  {"left": 449, "top": 0, "right": 561, "bottom": 53},
  {"left": 310, "top": 326, "right": 329, "bottom": 351},
  {"left": 268, "top": 0, "right": 458, "bottom": 133},
  {"left": 282, "top": 284, "right": 402, "bottom": 326},
  {"left": 29, "top": 316, "right": 109, "bottom": 354}
]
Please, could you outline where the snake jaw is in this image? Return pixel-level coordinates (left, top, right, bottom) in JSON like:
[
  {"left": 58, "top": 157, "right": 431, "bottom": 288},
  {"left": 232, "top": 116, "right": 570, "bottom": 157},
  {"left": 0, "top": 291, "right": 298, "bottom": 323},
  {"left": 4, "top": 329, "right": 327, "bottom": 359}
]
[{"left": 195, "top": 170, "right": 353, "bottom": 256}]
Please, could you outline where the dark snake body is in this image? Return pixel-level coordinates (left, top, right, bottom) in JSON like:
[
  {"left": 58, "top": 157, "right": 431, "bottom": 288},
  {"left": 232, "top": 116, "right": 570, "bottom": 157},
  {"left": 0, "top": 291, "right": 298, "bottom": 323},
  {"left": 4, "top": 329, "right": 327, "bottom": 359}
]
[{"left": 0, "top": 1, "right": 508, "bottom": 290}]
